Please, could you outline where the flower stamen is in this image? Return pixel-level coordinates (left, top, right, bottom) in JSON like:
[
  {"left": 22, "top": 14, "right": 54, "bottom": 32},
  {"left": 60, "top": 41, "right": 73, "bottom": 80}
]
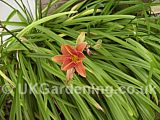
[{"left": 71, "top": 55, "right": 78, "bottom": 62}]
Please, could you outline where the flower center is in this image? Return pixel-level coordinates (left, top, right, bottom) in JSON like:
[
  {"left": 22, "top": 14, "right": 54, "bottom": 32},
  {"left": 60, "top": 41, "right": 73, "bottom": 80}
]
[{"left": 71, "top": 55, "right": 78, "bottom": 62}]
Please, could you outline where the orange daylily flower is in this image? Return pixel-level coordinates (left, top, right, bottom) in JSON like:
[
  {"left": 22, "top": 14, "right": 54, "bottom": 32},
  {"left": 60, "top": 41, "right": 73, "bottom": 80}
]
[{"left": 52, "top": 42, "right": 87, "bottom": 80}]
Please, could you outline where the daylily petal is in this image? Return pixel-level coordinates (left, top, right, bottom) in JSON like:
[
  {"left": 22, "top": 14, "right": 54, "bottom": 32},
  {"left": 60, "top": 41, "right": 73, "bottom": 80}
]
[
  {"left": 75, "top": 62, "right": 86, "bottom": 77},
  {"left": 76, "top": 42, "right": 87, "bottom": 52},
  {"left": 77, "top": 52, "right": 85, "bottom": 60},
  {"left": 61, "top": 45, "right": 76, "bottom": 55},
  {"left": 76, "top": 32, "right": 85, "bottom": 44},
  {"left": 61, "top": 59, "right": 76, "bottom": 71},
  {"left": 52, "top": 55, "right": 66, "bottom": 63},
  {"left": 66, "top": 68, "right": 75, "bottom": 80}
]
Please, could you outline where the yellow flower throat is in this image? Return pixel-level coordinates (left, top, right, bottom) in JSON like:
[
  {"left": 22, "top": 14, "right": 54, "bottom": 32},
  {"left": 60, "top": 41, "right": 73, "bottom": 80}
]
[{"left": 71, "top": 55, "right": 78, "bottom": 62}]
